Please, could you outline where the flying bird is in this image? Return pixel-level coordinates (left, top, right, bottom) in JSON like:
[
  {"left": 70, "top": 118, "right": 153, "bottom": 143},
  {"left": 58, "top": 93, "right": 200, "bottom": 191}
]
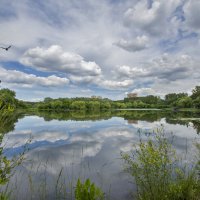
[{"left": 0, "top": 45, "right": 11, "bottom": 51}]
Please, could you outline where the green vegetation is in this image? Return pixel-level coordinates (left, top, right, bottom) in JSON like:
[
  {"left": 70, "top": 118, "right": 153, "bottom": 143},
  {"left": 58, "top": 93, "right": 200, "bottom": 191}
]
[
  {"left": 0, "top": 89, "right": 17, "bottom": 111},
  {"left": 121, "top": 128, "right": 200, "bottom": 200},
  {"left": 30, "top": 85, "right": 200, "bottom": 110},
  {"left": 1, "top": 87, "right": 200, "bottom": 199},
  {"left": 0, "top": 108, "right": 26, "bottom": 199},
  {"left": 75, "top": 179, "right": 104, "bottom": 200},
  {"left": 1, "top": 85, "right": 200, "bottom": 111}
]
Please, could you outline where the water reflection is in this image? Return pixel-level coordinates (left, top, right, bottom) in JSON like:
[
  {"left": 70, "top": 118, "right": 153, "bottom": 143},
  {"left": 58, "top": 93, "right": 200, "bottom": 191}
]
[{"left": 1, "top": 110, "right": 200, "bottom": 200}]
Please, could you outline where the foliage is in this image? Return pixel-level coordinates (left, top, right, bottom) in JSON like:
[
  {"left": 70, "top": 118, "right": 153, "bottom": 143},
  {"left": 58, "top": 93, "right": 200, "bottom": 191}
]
[
  {"left": 17, "top": 85, "right": 200, "bottom": 110},
  {"left": 111, "top": 102, "right": 126, "bottom": 109},
  {"left": 2, "top": 86, "right": 200, "bottom": 112},
  {"left": 191, "top": 86, "right": 200, "bottom": 100},
  {"left": 86, "top": 101, "right": 100, "bottom": 111},
  {"left": 100, "top": 101, "right": 111, "bottom": 110},
  {"left": 193, "top": 97, "right": 200, "bottom": 109},
  {"left": 0, "top": 89, "right": 17, "bottom": 111},
  {"left": 165, "top": 93, "right": 188, "bottom": 105},
  {"left": 0, "top": 108, "right": 27, "bottom": 198},
  {"left": 176, "top": 97, "right": 193, "bottom": 108},
  {"left": 0, "top": 110, "right": 21, "bottom": 184},
  {"left": 75, "top": 178, "right": 104, "bottom": 200},
  {"left": 0, "top": 193, "right": 9, "bottom": 200},
  {"left": 121, "top": 128, "right": 200, "bottom": 200},
  {"left": 70, "top": 101, "right": 86, "bottom": 110}
]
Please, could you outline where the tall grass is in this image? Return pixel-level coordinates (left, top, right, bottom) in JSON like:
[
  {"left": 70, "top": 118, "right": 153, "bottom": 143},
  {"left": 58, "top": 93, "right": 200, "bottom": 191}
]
[{"left": 121, "top": 127, "right": 200, "bottom": 200}]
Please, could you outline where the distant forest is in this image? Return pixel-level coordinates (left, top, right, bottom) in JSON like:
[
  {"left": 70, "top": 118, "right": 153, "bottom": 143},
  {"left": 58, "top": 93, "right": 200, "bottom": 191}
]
[{"left": 0, "top": 86, "right": 200, "bottom": 111}]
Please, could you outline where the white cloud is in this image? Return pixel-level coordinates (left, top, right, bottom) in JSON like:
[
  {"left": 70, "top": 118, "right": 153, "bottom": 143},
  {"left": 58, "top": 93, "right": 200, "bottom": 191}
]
[
  {"left": 0, "top": 0, "right": 200, "bottom": 100},
  {"left": 69, "top": 75, "right": 98, "bottom": 84},
  {"left": 150, "top": 54, "right": 195, "bottom": 81},
  {"left": 117, "top": 53, "right": 196, "bottom": 82},
  {"left": 124, "top": 0, "right": 181, "bottom": 36},
  {"left": 115, "top": 35, "right": 149, "bottom": 52},
  {"left": 183, "top": 0, "right": 200, "bottom": 32},
  {"left": 20, "top": 45, "right": 102, "bottom": 76},
  {"left": 69, "top": 74, "right": 134, "bottom": 90},
  {"left": 0, "top": 67, "right": 69, "bottom": 87},
  {"left": 100, "top": 79, "right": 134, "bottom": 90},
  {"left": 118, "top": 65, "right": 147, "bottom": 77},
  {"left": 129, "top": 88, "right": 156, "bottom": 97},
  {"left": 3, "top": 130, "right": 69, "bottom": 148},
  {"left": 80, "top": 89, "right": 92, "bottom": 94}
]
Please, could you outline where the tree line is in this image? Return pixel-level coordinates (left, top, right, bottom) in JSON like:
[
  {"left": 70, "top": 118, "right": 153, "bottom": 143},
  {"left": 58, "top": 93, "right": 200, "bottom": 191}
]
[{"left": 0, "top": 86, "right": 200, "bottom": 111}]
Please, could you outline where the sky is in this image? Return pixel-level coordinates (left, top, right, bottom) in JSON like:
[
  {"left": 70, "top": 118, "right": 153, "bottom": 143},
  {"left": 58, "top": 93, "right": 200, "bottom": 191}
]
[{"left": 0, "top": 0, "right": 200, "bottom": 101}]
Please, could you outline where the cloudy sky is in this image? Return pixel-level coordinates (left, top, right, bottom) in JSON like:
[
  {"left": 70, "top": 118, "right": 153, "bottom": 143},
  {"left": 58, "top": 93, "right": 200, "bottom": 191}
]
[{"left": 0, "top": 0, "right": 200, "bottom": 101}]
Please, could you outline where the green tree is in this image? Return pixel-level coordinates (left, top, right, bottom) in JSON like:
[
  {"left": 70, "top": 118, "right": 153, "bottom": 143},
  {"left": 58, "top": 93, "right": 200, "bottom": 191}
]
[
  {"left": 191, "top": 86, "right": 200, "bottom": 100},
  {"left": 176, "top": 97, "right": 192, "bottom": 108},
  {"left": 193, "top": 96, "right": 200, "bottom": 109},
  {"left": 44, "top": 97, "right": 53, "bottom": 103},
  {"left": 112, "top": 102, "right": 126, "bottom": 109},
  {"left": 70, "top": 101, "right": 86, "bottom": 110},
  {"left": 141, "top": 95, "right": 161, "bottom": 104},
  {"left": 86, "top": 101, "right": 100, "bottom": 111},
  {"left": 51, "top": 100, "right": 63, "bottom": 109},
  {"left": 165, "top": 93, "right": 188, "bottom": 105},
  {"left": 100, "top": 101, "right": 111, "bottom": 110},
  {"left": 136, "top": 101, "right": 147, "bottom": 108},
  {"left": 0, "top": 89, "right": 17, "bottom": 111}
]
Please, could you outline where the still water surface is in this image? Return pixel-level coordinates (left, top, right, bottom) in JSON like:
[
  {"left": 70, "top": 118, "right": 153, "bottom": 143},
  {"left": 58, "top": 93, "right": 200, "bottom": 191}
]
[{"left": 2, "top": 110, "right": 200, "bottom": 200}]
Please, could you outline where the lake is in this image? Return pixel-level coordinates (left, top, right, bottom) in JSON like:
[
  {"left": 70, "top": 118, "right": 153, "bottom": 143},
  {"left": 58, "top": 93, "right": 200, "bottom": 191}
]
[{"left": 1, "top": 110, "right": 200, "bottom": 200}]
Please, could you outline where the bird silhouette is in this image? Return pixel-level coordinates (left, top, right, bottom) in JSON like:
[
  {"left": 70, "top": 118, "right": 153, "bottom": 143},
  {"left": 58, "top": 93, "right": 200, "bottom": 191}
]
[{"left": 0, "top": 45, "right": 11, "bottom": 51}]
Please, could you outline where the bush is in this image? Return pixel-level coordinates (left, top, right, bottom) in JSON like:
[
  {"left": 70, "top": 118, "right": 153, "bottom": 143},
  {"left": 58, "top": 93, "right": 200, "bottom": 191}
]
[
  {"left": 75, "top": 178, "right": 104, "bottom": 200},
  {"left": 121, "top": 128, "right": 200, "bottom": 200}
]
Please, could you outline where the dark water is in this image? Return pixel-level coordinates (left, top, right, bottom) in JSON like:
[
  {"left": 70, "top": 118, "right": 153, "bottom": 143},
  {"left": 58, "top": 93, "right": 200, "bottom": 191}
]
[{"left": 1, "top": 110, "right": 200, "bottom": 200}]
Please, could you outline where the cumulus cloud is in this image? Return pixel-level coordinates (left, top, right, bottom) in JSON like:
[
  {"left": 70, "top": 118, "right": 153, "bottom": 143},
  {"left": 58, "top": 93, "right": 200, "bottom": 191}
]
[
  {"left": 115, "top": 35, "right": 149, "bottom": 52},
  {"left": 124, "top": 0, "right": 181, "bottom": 36},
  {"left": 1, "top": 0, "right": 200, "bottom": 99},
  {"left": 68, "top": 52, "right": 196, "bottom": 91},
  {"left": 100, "top": 79, "right": 134, "bottom": 90},
  {"left": 20, "top": 45, "right": 102, "bottom": 76},
  {"left": 0, "top": 67, "right": 69, "bottom": 87},
  {"left": 118, "top": 65, "right": 147, "bottom": 77},
  {"left": 150, "top": 54, "right": 194, "bottom": 81},
  {"left": 68, "top": 73, "right": 135, "bottom": 90},
  {"left": 117, "top": 54, "right": 196, "bottom": 82}
]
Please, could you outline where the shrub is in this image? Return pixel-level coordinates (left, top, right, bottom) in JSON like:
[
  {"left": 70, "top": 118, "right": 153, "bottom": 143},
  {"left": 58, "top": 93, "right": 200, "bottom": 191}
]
[
  {"left": 75, "top": 178, "right": 104, "bottom": 200},
  {"left": 121, "top": 128, "right": 200, "bottom": 200}
]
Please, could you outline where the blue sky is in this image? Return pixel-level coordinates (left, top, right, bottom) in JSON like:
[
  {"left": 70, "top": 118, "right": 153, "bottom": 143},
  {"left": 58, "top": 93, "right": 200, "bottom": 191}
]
[{"left": 0, "top": 0, "right": 200, "bottom": 101}]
